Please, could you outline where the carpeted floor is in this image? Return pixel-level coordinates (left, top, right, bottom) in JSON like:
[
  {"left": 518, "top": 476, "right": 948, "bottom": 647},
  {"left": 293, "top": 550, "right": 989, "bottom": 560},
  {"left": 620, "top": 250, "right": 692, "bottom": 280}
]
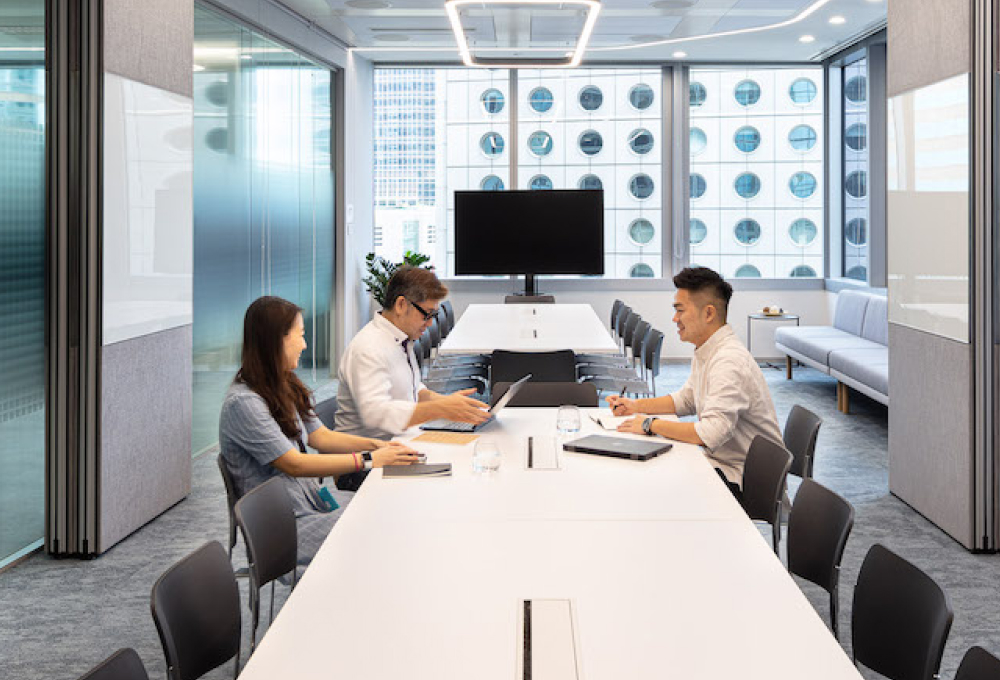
[{"left": 1, "top": 364, "right": 997, "bottom": 680}]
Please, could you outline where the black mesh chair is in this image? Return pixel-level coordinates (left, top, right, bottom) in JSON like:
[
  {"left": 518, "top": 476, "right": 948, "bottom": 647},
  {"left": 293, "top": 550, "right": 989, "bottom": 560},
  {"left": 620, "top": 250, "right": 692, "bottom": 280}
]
[
  {"left": 742, "top": 435, "right": 793, "bottom": 556},
  {"left": 234, "top": 477, "right": 298, "bottom": 650},
  {"left": 504, "top": 294, "right": 555, "bottom": 304},
  {"left": 787, "top": 478, "right": 854, "bottom": 639},
  {"left": 955, "top": 646, "right": 1000, "bottom": 680},
  {"left": 490, "top": 381, "right": 598, "bottom": 408},
  {"left": 784, "top": 405, "right": 822, "bottom": 479},
  {"left": 490, "top": 349, "right": 577, "bottom": 395},
  {"left": 852, "top": 544, "right": 953, "bottom": 680},
  {"left": 77, "top": 649, "right": 149, "bottom": 680},
  {"left": 150, "top": 541, "right": 241, "bottom": 680}
]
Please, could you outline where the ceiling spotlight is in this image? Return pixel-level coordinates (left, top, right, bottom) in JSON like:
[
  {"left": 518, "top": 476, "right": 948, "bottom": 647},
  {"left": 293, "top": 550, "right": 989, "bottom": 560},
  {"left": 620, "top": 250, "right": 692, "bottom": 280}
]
[
  {"left": 193, "top": 64, "right": 205, "bottom": 72},
  {"left": 829, "top": 15, "right": 846, "bottom": 24},
  {"left": 672, "top": 51, "right": 687, "bottom": 58},
  {"left": 799, "top": 34, "right": 815, "bottom": 43}
]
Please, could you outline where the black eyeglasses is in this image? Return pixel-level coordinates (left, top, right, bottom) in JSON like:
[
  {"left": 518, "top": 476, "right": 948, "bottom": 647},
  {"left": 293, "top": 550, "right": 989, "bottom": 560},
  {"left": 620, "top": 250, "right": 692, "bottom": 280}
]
[{"left": 408, "top": 299, "right": 438, "bottom": 321}]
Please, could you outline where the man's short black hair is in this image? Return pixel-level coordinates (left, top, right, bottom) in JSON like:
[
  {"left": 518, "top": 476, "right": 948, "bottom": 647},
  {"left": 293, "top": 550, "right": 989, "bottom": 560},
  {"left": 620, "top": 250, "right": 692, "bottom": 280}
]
[{"left": 672, "top": 266, "right": 733, "bottom": 322}]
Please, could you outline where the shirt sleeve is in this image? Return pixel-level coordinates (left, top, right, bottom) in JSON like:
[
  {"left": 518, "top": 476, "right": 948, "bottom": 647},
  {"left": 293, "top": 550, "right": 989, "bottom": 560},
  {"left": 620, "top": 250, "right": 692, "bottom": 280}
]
[
  {"left": 669, "top": 373, "right": 697, "bottom": 417},
  {"left": 344, "top": 344, "right": 418, "bottom": 435},
  {"left": 221, "top": 393, "right": 298, "bottom": 466},
  {"left": 692, "top": 357, "right": 752, "bottom": 452},
  {"left": 302, "top": 409, "right": 322, "bottom": 435}
]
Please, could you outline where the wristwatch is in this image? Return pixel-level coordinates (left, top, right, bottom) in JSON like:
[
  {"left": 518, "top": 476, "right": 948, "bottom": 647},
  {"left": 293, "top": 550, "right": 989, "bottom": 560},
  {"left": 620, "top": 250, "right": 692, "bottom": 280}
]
[
  {"left": 362, "top": 451, "right": 373, "bottom": 471},
  {"left": 642, "top": 417, "right": 657, "bottom": 436}
]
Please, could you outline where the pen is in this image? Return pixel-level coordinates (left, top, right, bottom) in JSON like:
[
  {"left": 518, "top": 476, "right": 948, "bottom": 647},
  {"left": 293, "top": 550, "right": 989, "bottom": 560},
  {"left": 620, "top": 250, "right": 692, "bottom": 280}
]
[
  {"left": 613, "top": 386, "right": 627, "bottom": 414},
  {"left": 527, "top": 436, "right": 534, "bottom": 468}
]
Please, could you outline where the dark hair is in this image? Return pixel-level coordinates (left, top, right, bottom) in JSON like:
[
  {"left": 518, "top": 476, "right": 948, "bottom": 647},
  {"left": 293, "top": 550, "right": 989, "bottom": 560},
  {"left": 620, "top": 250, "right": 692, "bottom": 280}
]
[
  {"left": 383, "top": 266, "right": 448, "bottom": 310},
  {"left": 672, "top": 266, "right": 733, "bottom": 322},
  {"left": 236, "top": 296, "right": 313, "bottom": 440}
]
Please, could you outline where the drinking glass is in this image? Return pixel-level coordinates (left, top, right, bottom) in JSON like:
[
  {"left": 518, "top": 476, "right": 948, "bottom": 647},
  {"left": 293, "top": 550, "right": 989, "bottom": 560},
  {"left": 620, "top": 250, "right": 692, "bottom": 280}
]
[
  {"left": 556, "top": 405, "right": 582, "bottom": 437},
  {"left": 473, "top": 439, "right": 502, "bottom": 473}
]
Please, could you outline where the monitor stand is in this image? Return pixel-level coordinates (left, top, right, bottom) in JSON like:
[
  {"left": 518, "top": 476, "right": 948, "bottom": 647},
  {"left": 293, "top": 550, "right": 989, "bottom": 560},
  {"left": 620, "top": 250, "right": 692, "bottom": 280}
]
[{"left": 523, "top": 273, "right": 537, "bottom": 297}]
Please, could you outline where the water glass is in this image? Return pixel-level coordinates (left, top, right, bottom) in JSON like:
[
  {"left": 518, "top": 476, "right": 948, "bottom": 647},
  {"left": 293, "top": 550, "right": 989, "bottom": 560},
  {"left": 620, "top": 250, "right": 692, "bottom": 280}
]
[
  {"left": 556, "top": 405, "right": 582, "bottom": 437},
  {"left": 473, "top": 439, "right": 502, "bottom": 474}
]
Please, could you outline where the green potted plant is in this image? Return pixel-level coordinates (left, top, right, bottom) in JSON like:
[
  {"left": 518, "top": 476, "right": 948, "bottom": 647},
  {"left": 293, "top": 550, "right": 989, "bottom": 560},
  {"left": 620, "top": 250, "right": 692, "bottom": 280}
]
[{"left": 363, "top": 251, "right": 433, "bottom": 307}]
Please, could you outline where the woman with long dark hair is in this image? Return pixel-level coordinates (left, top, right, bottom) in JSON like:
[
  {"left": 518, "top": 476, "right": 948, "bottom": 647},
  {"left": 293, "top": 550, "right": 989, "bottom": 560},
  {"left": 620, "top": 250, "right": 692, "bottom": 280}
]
[{"left": 219, "top": 296, "right": 418, "bottom": 569}]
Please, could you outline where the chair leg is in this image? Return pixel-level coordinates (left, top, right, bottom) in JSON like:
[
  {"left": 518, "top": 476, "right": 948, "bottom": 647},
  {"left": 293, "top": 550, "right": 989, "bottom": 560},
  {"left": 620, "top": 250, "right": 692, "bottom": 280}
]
[
  {"left": 830, "top": 584, "right": 839, "bottom": 640},
  {"left": 772, "top": 519, "right": 780, "bottom": 557},
  {"left": 250, "top": 573, "right": 260, "bottom": 651},
  {"left": 269, "top": 580, "right": 276, "bottom": 624}
]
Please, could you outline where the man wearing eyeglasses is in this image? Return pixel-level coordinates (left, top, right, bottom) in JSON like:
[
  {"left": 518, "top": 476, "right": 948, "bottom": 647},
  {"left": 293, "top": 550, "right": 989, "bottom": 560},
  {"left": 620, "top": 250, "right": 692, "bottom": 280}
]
[{"left": 335, "top": 266, "right": 490, "bottom": 442}]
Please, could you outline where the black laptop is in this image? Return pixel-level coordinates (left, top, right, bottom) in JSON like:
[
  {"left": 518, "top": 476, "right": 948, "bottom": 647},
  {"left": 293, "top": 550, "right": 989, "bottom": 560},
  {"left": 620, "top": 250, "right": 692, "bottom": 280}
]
[
  {"left": 562, "top": 435, "right": 673, "bottom": 461},
  {"left": 420, "top": 374, "right": 532, "bottom": 432}
]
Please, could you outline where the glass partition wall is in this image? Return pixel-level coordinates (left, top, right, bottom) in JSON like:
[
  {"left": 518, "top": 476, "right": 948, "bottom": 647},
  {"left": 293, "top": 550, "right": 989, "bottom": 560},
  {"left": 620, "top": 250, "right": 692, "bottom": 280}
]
[
  {"left": 0, "top": 0, "right": 46, "bottom": 567},
  {"left": 193, "top": 5, "right": 335, "bottom": 455}
]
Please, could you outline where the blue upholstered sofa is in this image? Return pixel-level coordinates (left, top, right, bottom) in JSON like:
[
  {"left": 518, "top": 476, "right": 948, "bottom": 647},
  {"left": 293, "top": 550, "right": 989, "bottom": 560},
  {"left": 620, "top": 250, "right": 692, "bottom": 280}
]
[{"left": 774, "top": 290, "right": 888, "bottom": 413}]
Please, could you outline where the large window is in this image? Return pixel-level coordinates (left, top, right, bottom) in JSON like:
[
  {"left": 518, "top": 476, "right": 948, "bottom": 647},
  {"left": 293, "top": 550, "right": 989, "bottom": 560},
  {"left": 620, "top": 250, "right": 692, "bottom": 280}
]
[
  {"left": 374, "top": 68, "right": 662, "bottom": 278},
  {"left": 193, "top": 6, "right": 335, "bottom": 454},
  {"left": 843, "top": 58, "right": 869, "bottom": 281},
  {"left": 688, "top": 67, "right": 824, "bottom": 278}
]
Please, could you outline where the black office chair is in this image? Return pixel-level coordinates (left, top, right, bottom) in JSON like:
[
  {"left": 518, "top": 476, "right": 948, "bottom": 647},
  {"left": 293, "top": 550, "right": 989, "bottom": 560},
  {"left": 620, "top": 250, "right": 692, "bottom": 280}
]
[
  {"left": 234, "top": 477, "right": 299, "bottom": 650},
  {"left": 583, "top": 327, "right": 664, "bottom": 398},
  {"left": 786, "top": 478, "right": 854, "bottom": 639},
  {"left": 504, "top": 294, "right": 555, "bottom": 304},
  {"left": 490, "top": 381, "right": 598, "bottom": 408},
  {"left": 955, "top": 646, "right": 1000, "bottom": 680},
  {"left": 150, "top": 541, "right": 242, "bottom": 680},
  {"left": 314, "top": 396, "right": 338, "bottom": 429},
  {"left": 784, "top": 405, "right": 822, "bottom": 479},
  {"left": 216, "top": 456, "right": 240, "bottom": 562},
  {"left": 77, "top": 648, "right": 149, "bottom": 680},
  {"left": 852, "top": 543, "right": 953, "bottom": 680},
  {"left": 741, "top": 435, "right": 793, "bottom": 556},
  {"left": 609, "top": 299, "right": 624, "bottom": 334},
  {"left": 578, "top": 320, "right": 649, "bottom": 382},
  {"left": 490, "top": 349, "right": 577, "bottom": 395}
]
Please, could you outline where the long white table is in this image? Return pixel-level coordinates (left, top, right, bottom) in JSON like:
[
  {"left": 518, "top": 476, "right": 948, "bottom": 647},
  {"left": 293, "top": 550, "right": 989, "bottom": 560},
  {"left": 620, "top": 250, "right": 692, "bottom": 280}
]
[
  {"left": 438, "top": 304, "right": 619, "bottom": 355},
  {"left": 238, "top": 409, "right": 864, "bottom": 680}
]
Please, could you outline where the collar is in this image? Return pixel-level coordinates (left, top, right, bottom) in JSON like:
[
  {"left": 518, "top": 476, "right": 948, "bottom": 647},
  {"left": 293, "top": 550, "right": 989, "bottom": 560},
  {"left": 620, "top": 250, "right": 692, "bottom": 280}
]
[
  {"left": 694, "top": 324, "right": 733, "bottom": 360},
  {"left": 373, "top": 311, "right": 410, "bottom": 346}
]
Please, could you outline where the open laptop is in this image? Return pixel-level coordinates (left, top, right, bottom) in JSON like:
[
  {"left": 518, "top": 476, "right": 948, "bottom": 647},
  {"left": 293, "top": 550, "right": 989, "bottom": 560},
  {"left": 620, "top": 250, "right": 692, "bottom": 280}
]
[
  {"left": 562, "top": 434, "right": 672, "bottom": 461},
  {"left": 420, "top": 374, "right": 532, "bottom": 432}
]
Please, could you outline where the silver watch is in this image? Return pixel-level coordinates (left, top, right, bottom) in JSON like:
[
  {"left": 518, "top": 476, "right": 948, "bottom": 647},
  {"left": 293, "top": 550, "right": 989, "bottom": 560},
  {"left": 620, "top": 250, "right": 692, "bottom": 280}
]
[{"left": 642, "top": 417, "right": 656, "bottom": 436}]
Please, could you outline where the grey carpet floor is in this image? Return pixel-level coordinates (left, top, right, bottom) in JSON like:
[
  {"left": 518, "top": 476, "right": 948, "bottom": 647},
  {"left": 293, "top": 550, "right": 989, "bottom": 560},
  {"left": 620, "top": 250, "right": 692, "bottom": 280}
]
[{"left": 2, "top": 364, "right": 999, "bottom": 679}]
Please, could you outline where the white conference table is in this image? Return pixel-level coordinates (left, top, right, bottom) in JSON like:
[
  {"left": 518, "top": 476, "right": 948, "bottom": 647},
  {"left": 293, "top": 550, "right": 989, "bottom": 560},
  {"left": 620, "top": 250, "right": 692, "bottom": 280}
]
[
  {"left": 438, "top": 303, "right": 619, "bottom": 355},
  {"left": 238, "top": 409, "right": 864, "bottom": 680}
]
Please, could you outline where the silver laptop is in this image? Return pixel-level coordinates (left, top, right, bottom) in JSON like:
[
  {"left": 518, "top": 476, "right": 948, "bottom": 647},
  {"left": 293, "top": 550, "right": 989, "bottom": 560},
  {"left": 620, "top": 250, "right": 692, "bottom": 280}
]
[
  {"left": 420, "top": 374, "right": 532, "bottom": 432},
  {"left": 562, "top": 434, "right": 673, "bottom": 461}
]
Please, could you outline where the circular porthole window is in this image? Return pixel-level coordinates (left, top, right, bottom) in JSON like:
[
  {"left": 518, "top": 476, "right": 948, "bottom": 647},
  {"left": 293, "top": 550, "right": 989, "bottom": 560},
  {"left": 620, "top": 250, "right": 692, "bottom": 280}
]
[
  {"left": 630, "top": 262, "right": 655, "bottom": 278},
  {"left": 629, "top": 83, "right": 654, "bottom": 110},
  {"left": 205, "top": 127, "right": 229, "bottom": 152},
  {"left": 481, "top": 175, "right": 504, "bottom": 191},
  {"left": 788, "top": 125, "right": 817, "bottom": 152},
  {"left": 689, "top": 81, "right": 707, "bottom": 107},
  {"left": 846, "top": 170, "right": 868, "bottom": 199},
  {"left": 846, "top": 217, "right": 868, "bottom": 246},
  {"left": 629, "top": 174, "right": 655, "bottom": 200},
  {"left": 845, "top": 123, "right": 867, "bottom": 151},
  {"left": 529, "top": 174, "right": 552, "bottom": 190},
  {"left": 790, "top": 264, "right": 817, "bottom": 277},
  {"left": 788, "top": 218, "right": 818, "bottom": 246},
  {"left": 527, "top": 130, "right": 553, "bottom": 157},
  {"left": 628, "top": 128, "right": 654, "bottom": 155},
  {"left": 846, "top": 265, "right": 867, "bottom": 281},
  {"left": 734, "top": 126, "right": 761, "bottom": 153},
  {"left": 734, "top": 79, "right": 761, "bottom": 106},
  {"left": 481, "top": 88, "right": 504, "bottom": 114},
  {"left": 579, "top": 85, "right": 603, "bottom": 111},
  {"left": 789, "top": 172, "right": 817, "bottom": 199},
  {"left": 578, "top": 129, "right": 603, "bottom": 156},
  {"left": 789, "top": 78, "right": 817, "bottom": 105},
  {"left": 690, "top": 173, "right": 707, "bottom": 200},
  {"left": 628, "top": 218, "right": 656, "bottom": 246},
  {"left": 734, "top": 219, "right": 762, "bottom": 246},
  {"left": 734, "top": 172, "right": 761, "bottom": 199},
  {"left": 480, "top": 132, "right": 505, "bottom": 157},
  {"left": 528, "top": 87, "right": 554, "bottom": 113},
  {"left": 845, "top": 76, "right": 867, "bottom": 104},
  {"left": 690, "top": 218, "right": 708, "bottom": 245},
  {"left": 735, "top": 263, "right": 761, "bottom": 278},
  {"left": 578, "top": 174, "right": 602, "bottom": 190},
  {"left": 690, "top": 127, "right": 707, "bottom": 155}
]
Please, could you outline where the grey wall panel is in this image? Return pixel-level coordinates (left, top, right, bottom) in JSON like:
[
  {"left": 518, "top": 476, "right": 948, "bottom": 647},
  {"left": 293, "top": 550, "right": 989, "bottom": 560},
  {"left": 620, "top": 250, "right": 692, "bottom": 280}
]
[
  {"left": 887, "top": 0, "right": 970, "bottom": 97},
  {"left": 98, "top": 325, "right": 192, "bottom": 552},
  {"left": 103, "top": 0, "right": 193, "bottom": 98},
  {"left": 889, "top": 322, "right": 974, "bottom": 547}
]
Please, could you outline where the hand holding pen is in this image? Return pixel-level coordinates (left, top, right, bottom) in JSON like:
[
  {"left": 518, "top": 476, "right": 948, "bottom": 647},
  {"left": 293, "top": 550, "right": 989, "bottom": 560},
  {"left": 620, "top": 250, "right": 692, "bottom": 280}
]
[{"left": 604, "top": 389, "right": 639, "bottom": 417}]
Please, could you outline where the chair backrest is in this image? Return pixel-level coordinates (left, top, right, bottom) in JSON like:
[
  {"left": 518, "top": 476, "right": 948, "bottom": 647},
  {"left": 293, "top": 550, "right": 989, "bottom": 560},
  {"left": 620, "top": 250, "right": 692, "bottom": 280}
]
[
  {"left": 313, "top": 396, "right": 338, "bottom": 429},
  {"left": 490, "top": 381, "right": 598, "bottom": 408},
  {"left": 610, "top": 299, "right": 624, "bottom": 331},
  {"left": 787, "top": 478, "right": 854, "bottom": 594},
  {"left": 643, "top": 328, "right": 665, "bottom": 378},
  {"left": 860, "top": 293, "right": 889, "bottom": 346},
  {"left": 614, "top": 305, "right": 632, "bottom": 341},
  {"left": 150, "top": 541, "right": 241, "bottom": 680},
  {"left": 441, "top": 299, "right": 456, "bottom": 331},
  {"left": 490, "top": 350, "right": 577, "bottom": 393},
  {"left": 504, "top": 294, "right": 556, "bottom": 304},
  {"left": 234, "top": 477, "right": 298, "bottom": 590},
  {"left": 621, "top": 312, "right": 642, "bottom": 351},
  {"left": 216, "top": 456, "right": 240, "bottom": 552},
  {"left": 741, "top": 435, "right": 792, "bottom": 524},
  {"left": 955, "top": 646, "right": 1000, "bottom": 680},
  {"left": 783, "top": 404, "right": 822, "bottom": 478},
  {"left": 436, "top": 305, "right": 451, "bottom": 338},
  {"left": 833, "top": 290, "right": 872, "bottom": 336},
  {"left": 631, "top": 320, "right": 651, "bottom": 358},
  {"left": 852, "top": 543, "right": 953, "bottom": 680},
  {"left": 78, "top": 648, "right": 149, "bottom": 680},
  {"left": 428, "top": 315, "right": 442, "bottom": 347}
]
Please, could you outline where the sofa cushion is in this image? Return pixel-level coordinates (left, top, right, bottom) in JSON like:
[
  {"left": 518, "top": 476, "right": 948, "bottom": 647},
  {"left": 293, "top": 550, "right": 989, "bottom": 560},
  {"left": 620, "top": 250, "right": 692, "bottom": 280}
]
[
  {"left": 775, "top": 326, "right": 882, "bottom": 366},
  {"left": 860, "top": 294, "right": 888, "bottom": 346},
  {"left": 833, "top": 290, "right": 871, "bottom": 336},
  {"left": 829, "top": 347, "right": 889, "bottom": 397}
]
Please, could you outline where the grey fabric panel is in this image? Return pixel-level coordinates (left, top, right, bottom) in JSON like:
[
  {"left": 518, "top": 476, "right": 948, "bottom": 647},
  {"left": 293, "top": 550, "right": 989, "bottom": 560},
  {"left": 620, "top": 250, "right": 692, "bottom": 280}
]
[
  {"left": 99, "top": 325, "right": 192, "bottom": 552},
  {"left": 103, "top": 0, "right": 193, "bottom": 97},
  {"left": 887, "top": 0, "right": 970, "bottom": 97},
  {"left": 888, "top": 323, "right": 974, "bottom": 548},
  {"left": 833, "top": 290, "right": 871, "bottom": 336},
  {"left": 861, "top": 295, "right": 889, "bottom": 346},
  {"left": 774, "top": 327, "right": 879, "bottom": 365},
  {"left": 829, "top": 348, "right": 889, "bottom": 397}
]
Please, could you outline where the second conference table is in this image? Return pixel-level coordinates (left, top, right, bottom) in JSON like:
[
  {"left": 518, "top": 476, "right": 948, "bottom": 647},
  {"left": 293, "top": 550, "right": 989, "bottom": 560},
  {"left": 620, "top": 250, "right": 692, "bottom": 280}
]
[{"left": 237, "top": 409, "right": 864, "bottom": 680}]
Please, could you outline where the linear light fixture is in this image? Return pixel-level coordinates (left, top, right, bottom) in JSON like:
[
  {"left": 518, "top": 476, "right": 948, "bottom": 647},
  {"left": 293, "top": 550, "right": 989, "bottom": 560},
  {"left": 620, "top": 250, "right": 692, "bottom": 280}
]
[{"left": 444, "top": 0, "right": 601, "bottom": 68}]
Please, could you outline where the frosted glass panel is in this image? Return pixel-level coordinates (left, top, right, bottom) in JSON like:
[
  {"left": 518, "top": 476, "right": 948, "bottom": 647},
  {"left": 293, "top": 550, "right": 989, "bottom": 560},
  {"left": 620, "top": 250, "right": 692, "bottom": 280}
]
[{"left": 887, "top": 73, "right": 969, "bottom": 343}]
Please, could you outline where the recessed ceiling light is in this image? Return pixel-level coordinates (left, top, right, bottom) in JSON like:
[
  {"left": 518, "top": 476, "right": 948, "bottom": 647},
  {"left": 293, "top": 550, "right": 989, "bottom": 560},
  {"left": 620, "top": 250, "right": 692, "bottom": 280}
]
[
  {"left": 672, "top": 51, "right": 687, "bottom": 58},
  {"left": 799, "top": 34, "right": 815, "bottom": 43},
  {"left": 829, "top": 15, "right": 845, "bottom": 24},
  {"left": 346, "top": 0, "right": 391, "bottom": 7},
  {"left": 240, "top": 54, "right": 252, "bottom": 60},
  {"left": 193, "top": 64, "right": 205, "bottom": 72},
  {"left": 374, "top": 33, "right": 410, "bottom": 42}
]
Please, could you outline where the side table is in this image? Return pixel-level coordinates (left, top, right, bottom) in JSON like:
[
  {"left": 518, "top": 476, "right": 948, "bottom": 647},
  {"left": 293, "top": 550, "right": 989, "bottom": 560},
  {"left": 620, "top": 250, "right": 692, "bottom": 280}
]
[{"left": 747, "top": 312, "right": 800, "bottom": 371}]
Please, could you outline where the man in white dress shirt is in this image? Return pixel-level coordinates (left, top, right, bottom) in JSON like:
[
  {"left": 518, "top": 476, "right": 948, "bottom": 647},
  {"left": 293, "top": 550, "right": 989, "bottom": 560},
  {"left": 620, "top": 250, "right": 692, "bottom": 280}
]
[
  {"left": 608, "top": 266, "right": 782, "bottom": 494},
  {"left": 335, "top": 266, "right": 490, "bottom": 441}
]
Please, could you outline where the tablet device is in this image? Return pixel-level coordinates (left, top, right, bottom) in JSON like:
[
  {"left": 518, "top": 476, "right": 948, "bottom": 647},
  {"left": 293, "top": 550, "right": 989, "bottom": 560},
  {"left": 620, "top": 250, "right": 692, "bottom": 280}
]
[{"left": 561, "top": 435, "right": 672, "bottom": 461}]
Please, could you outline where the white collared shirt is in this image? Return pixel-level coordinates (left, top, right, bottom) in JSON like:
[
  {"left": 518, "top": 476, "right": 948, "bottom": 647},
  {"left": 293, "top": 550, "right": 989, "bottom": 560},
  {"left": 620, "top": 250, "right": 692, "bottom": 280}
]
[
  {"left": 335, "top": 312, "right": 426, "bottom": 439},
  {"left": 668, "top": 324, "right": 783, "bottom": 486}
]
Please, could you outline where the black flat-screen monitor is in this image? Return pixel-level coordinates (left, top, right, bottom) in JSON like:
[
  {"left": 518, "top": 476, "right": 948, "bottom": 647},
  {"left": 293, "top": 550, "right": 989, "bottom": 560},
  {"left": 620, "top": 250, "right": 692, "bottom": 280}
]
[{"left": 454, "top": 189, "right": 604, "bottom": 278}]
